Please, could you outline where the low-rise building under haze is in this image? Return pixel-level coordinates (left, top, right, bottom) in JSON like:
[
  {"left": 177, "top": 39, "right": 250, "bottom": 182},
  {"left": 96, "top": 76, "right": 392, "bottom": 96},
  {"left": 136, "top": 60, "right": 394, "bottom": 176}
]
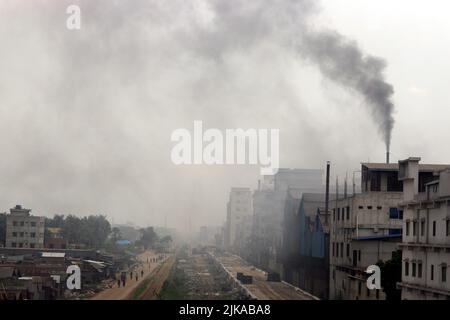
[
  {"left": 5, "top": 205, "right": 45, "bottom": 249},
  {"left": 398, "top": 157, "right": 450, "bottom": 300},
  {"left": 330, "top": 161, "right": 449, "bottom": 300}
]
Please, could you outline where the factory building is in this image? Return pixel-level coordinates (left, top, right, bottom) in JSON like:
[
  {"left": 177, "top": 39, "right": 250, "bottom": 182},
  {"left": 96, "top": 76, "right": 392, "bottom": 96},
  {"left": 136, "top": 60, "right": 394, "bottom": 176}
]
[
  {"left": 330, "top": 162, "right": 448, "bottom": 300},
  {"left": 282, "top": 191, "right": 334, "bottom": 299},
  {"left": 251, "top": 169, "right": 323, "bottom": 274},
  {"left": 397, "top": 157, "right": 450, "bottom": 300}
]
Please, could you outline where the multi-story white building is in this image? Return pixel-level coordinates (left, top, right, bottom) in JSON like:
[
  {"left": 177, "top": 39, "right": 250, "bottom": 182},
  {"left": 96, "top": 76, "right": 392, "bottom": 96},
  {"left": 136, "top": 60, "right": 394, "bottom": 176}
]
[
  {"left": 330, "top": 162, "right": 448, "bottom": 300},
  {"left": 225, "top": 187, "right": 252, "bottom": 251},
  {"left": 398, "top": 157, "right": 450, "bottom": 300},
  {"left": 5, "top": 205, "right": 45, "bottom": 249}
]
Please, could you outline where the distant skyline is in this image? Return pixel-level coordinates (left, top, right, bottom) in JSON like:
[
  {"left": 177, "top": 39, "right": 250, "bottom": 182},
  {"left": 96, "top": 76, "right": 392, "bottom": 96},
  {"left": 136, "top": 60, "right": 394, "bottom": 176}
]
[{"left": 0, "top": 0, "right": 449, "bottom": 231}]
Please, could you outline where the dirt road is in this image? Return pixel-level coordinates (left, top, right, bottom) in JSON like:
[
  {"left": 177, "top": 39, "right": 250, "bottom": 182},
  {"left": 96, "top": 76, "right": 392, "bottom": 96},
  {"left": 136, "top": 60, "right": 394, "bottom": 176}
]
[
  {"left": 137, "top": 255, "right": 176, "bottom": 300},
  {"left": 91, "top": 251, "right": 163, "bottom": 300}
]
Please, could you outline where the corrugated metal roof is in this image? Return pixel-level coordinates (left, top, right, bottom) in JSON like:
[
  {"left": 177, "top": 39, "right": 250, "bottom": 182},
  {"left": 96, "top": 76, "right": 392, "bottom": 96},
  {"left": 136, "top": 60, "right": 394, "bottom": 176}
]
[{"left": 41, "top": 252, "right": 66, "bottom": 258}]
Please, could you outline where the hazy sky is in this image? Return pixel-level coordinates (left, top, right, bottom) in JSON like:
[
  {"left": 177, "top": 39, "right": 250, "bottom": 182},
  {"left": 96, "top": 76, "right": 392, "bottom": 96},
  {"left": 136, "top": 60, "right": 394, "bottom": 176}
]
[{"left": 0, "top": 0, "right": 449, "bottom": 232}]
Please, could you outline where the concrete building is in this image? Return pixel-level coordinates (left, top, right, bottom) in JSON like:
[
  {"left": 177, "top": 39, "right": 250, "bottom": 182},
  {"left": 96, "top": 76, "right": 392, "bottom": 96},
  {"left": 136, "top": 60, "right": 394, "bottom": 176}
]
[
  {"left": 225, "top": 187, "right": 252, "bottom": 252},
  {"left": 5, "top": 205, "right": 45, "bottom": 249},
  {"left": 397, "top": 157, "right": 450, "bottom": 300},
  {"left": 251, "top": 169, "right": 323, "bottom": 274},
  {"left": 282, "top": 191, "right": 334, "bottom": 299},
  {"left": 329, "top": 162, "right": 448, "bottom": 300},
  {"left": 45, "top": 227, "right": 68, "bottom": 249}
]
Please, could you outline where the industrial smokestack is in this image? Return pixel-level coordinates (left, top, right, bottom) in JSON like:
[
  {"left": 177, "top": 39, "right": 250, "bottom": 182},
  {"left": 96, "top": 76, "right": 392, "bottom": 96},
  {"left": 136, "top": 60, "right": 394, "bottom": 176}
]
[
  {"left": 325, "top": 161, "right": 330, "bottom": 222},
  {"left": 386, "top": 151, "right": 390, "bottom": 164}
]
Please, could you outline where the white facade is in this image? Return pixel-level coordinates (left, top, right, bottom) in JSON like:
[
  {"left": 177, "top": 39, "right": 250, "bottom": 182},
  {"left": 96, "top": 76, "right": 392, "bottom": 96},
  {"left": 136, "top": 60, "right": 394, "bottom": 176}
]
[
  {"left": 5, "top": 205, "right": 45, "bottom": 249},
  {"left": 330, "top": 190, "right": 403, "bottom": 300},
  {"left": 225, "top": 187, "right": 252, "bottom": 250},
  {"left": 398, "top": 158, "right": 450, "bottom": 300}
]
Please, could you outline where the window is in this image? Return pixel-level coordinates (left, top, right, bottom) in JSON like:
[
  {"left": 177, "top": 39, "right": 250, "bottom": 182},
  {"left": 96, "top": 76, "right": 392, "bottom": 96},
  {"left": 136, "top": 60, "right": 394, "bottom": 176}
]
[
  {"left": 399, "top": 210, "right": 404, "bottom": 219},
  {"left": 332, "top": 243, "right": 335, "bottom": 257},
  {"left": 20, "top": 221, "right": 24, "bottom": 226},
  {"left": 346, "top": 243, "right": 350, "bottom": 257},
  {"left": 358, "top": 250, "right": 361, "bottom": 262},
  {"left": 406, "top": 222, "right": 410, "bottom": 236},
  {"left": 442, "top": 266, "right": 447, "bottom": 283},
  {"left": 405, "top": 262, "right": 409, "bottom": 276},
  {"left": 13, "top": 221, "right": 17, "bottom": 226},
  {"left": 377, "top": 206, "right": 382, "bottom": 210},
  {"left": 367, "top": 206, "right": 373, "bottom": 210},
  {"left": 30, "top": 232, "right": 36, "bottom": 238},
  {"left": 346, "top": 206, "right": 350, "bottom": 220},
  {"left": 418, "top": 263, "right": 423, "bottom": 278},
  {"left": 389, "top": 229, "right": 402, "bottom": 235},
  {"left": 431, "top": 265, "right": 434, "bottom": 281},
  {"left": 12, "top": 232, "right": 17, "bottom": 237},
  {"left": 333, "top": 209, "right": 336, "bottom": 221},
  {"left": 30, "top": 222, "right": 36, "bottom": 227},
  {"left": 340, "top": 243, "right": 344, "bottom": 258},
  {"left": 413, "top": 222, "right": 417, "bottom": 236},
  {"left": 389, "top": 208, "right": 399, "bottom": 219},
  {"left": 358, "top": 206, "right": 363, "bottom": 209},
  {"left": 18, "top": 243, "right": 23, "bottom": 248},
  {"left": 337, "top": 208, "right": 340, "bottom": 221},
  {"left": 336, "top": 243, "right": 339, "bottom": 257},
  {"left": 421, "top": 221, "right": 425, "bottom": 237},
  {"left": 30, "top": 244, "right": 35, "bottom": 248},
  {"left": 433, "top": 221, "right": 436, "bottom": 237},
  {"left": 19, "top": 232, "right": 24, "bottom": 237},
  {"left": 412, "top": 263, "right": 417, "bottom": 277}
]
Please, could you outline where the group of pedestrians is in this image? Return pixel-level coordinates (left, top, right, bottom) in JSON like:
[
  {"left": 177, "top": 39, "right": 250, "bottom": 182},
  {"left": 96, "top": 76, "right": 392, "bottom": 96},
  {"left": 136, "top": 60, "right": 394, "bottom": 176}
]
[{"left": 116, "top": 255, "right": 154, "bottom": 288}]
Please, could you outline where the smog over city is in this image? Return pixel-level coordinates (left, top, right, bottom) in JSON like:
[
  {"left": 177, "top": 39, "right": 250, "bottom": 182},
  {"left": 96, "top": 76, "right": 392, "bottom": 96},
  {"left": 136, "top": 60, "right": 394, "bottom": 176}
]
[{"left": 0, "top": 0, "right": 450, "bottom": 308}]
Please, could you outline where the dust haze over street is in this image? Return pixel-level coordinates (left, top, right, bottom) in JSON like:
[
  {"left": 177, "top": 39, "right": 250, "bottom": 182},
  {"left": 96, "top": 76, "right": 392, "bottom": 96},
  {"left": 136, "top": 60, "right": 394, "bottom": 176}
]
[{"left": 1, "top": 0, "right": 450, "bottom": 234}]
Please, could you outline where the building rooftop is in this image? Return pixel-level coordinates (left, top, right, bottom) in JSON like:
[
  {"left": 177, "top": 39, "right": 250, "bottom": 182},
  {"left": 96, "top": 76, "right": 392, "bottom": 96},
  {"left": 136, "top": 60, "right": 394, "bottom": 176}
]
[
  {"left": 362, "top": 163, "right": 450, "bottom": 172},
  {"left": 41, "top": 252, "right": 66, "bottom": 258}
]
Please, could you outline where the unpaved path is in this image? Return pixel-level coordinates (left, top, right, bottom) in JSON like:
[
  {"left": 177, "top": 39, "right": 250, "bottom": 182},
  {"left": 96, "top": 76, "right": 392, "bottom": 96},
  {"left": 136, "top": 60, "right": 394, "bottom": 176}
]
[{"left": 91, "top": 251, "right": 162, "bottom": 300}]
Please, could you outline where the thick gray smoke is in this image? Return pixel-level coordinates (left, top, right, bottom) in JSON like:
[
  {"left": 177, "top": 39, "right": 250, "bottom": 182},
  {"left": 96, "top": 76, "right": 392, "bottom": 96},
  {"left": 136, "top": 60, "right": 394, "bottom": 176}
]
[
  {"left": 0, "top": 0, "right": 395, "bottom": 229},
  {"left": 183, "top": 0, "right": 395, "bottom": 150},
  {"left": 299, "top": 30, "right": 395, "bottom": 151}
]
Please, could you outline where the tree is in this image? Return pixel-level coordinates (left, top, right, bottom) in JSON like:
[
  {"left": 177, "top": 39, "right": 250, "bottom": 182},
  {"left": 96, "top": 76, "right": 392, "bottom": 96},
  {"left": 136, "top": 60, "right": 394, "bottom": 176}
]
[
  {"left": 137, "top": 227, "right": 159, "bottom": 249},
  {"left": 161, "top": 235, "right": 172, "bottom": 244},
  {"left": 46, "top": 214, "right": 65, "bottom": 228},
  {"left": 46, "top": 214, "right": 111, "bottom": 249},
  {"left": 378, "top": 250, "right": 402, "bottom": 300}
]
